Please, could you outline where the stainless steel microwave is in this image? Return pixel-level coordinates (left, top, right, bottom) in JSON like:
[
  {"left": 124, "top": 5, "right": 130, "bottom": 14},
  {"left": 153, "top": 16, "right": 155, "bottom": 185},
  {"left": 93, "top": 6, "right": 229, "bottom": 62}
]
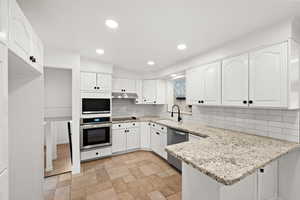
[{"left": 82, "top": 98, "right": 111, "bottom": 114}]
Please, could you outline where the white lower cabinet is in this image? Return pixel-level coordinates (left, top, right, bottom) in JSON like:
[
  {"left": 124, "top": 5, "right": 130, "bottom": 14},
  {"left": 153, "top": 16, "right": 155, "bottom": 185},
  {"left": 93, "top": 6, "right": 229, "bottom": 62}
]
[
  {"left": 112, "top": 129, "right": 127, "bottom": 153},
  {"left": 184, "top": 160, "right": 278, "bottom": 200},
  {"left": 112, "top": 122, "right": 140, "bottom": 153},
  {"left": 150, "top": 123, "right": 167, "bottom": 159},
  {"left": 258, "top": 161, "right": 278, "bottom": 200},
  {"left": 140, "top": 122, "right": 151, "bottom": 148},
  {"left": 0, "top": 170, "right": 8, "bottom": 200},
  {"left": 126, "top": 127, "right": 140, "bottom": 150},
  {"left": 81, "top": 147, "right": 112, "bottom": 161}
]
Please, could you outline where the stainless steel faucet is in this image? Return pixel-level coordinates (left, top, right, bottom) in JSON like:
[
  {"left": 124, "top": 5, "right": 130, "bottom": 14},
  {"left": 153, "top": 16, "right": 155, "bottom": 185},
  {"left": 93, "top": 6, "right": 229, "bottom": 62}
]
[{"left": 171, "top": 104, "right": 182, "bottom": 122}]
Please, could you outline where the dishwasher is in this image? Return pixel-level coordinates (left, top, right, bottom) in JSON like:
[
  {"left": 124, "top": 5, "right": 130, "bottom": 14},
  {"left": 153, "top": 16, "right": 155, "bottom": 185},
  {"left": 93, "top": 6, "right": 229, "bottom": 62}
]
[{"left": 167, "top": 128, "right": 189, "bottom": 172}]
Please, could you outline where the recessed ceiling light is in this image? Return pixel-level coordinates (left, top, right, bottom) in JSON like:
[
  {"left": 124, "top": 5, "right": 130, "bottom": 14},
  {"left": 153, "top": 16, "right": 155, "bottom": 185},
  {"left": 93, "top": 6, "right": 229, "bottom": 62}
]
[
  {"left": 96, "top": 49, "right": 104, "bottom": 55},
  {"left": 147, "top": 61, "right": 155, "bottom": 66},
  {"left": 172, "top": 75, "right": 185, "bottom": 80},
  {"left": 171, "top": 74, "right": 177, "bottom": 77},
  {"left": 105, "top": 19, "right": 119, "bottom": 29},
  {"left": 177, "top": 43, "right": 187, "bottom": 50}
]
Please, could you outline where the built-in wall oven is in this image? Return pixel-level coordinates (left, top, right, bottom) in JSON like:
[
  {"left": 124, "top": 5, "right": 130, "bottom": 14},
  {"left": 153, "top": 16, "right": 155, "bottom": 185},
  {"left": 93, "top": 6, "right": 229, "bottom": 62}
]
[
  {"left": 82, "top": 98, "right": 110, "bottom": 114},
  {"left": 80, "top": 117, "right": 112, "bottom": 150}
]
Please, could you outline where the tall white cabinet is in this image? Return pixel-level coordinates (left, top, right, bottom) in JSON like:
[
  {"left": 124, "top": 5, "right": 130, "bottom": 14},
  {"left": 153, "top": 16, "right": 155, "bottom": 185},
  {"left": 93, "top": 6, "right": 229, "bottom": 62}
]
[
  {"left": 0, "top": 42, "right": 8, "bottom": 200},
  {"left": 249, "top": 43, "right": 288, "bottom": 108},
  {"left": 8, "top": 0, "right": 43, "bottom": 73}
]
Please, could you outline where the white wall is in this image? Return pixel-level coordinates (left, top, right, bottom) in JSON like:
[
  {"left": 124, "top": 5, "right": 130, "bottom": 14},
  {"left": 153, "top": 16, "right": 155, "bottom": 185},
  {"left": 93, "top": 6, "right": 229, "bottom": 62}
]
[
  {"left": 44, "top": 67, "right": 72, "bottom": 118},
  {"left": 154, "top": 20, "right": 292, "bottom": 78},
  {"left": 81, "top": 57, "right": 113, "bottom": 74}
]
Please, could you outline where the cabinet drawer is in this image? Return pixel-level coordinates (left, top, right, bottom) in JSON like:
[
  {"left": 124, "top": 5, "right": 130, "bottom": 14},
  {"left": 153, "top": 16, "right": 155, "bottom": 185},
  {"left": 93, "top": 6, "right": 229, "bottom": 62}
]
[
  {"left": 81, "top": 147, "right": 112, "bottom": 161},
  {"left": 127, "top": 122, "right": 139, "bottom": 129},
  {"left": 112, "top": 123, "right": 128, "bottom": 129}
]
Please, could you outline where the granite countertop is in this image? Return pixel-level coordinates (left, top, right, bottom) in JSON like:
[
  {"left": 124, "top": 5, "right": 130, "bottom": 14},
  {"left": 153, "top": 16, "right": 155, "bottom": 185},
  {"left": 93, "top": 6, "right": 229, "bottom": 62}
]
[
  {"left": 111, "top": 116, "right": 300, "bottom": 185},
  {"left": 159, "top": 120, "right": 300, "bottom": 185}
]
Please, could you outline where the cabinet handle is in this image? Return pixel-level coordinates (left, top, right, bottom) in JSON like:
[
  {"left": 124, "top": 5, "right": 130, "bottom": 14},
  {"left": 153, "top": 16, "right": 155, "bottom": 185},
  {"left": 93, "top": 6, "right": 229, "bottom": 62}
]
[
  {"left": 249, "top": 100, "right": 253, "bottom": 104},
  {"left": 133, "top": 123, "right": 135, "bottom": 126},
  {"left": 243, "top": 100, "right": 247, "bottom": 104},
  {"left": 144, "top": 99, "right": 146, "bottom": 102},
  {"left": 94, "top": 86, "right": 97, "bottom": 89},
  {"left": 156, "top": 132, "right": 160, "bottom": 135},
  {"left": 118, "top": 124, "right": 121, "bottom": 127},
  {"left": 97, "top": 87, "right": 100, "bottom": 89},
  {"left": 260, "top": 168, "right": 264, "bottom": 173},
  {"left": 154, "top": 101, "right": 156, "bottom": 104},
  {"left": 161, "top": 127, "right": 164, "bottom": 130},
  {"left": 198, "top": 100, "right": 201, "bottom": 104},
  {"left": 96, "top": 152, "right": 99, "bottom": 155},
  {"left": 148, "top": 123, "right": 151, "bottom": 126}
]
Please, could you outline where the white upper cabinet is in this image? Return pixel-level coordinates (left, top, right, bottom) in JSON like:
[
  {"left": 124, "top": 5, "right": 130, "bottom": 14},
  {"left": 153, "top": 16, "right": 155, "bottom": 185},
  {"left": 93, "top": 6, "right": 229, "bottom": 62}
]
[
  {"left": 202, "top": 62, "right": 221, "bottom": 105},
  {"left": 9, "top": 0, "right": 32, "bottom": 62},
  {"left": 249, "top": 43, "right": 288, "bottom": 108},
  {"left": 0, "top": 0, "right": 8, "bottom": 44},
  {"left": 81, "top": 72, "right": 112, "bottom": 94},
  {"left": 81, "top": 72, "right": 97, "bottom": 91},
  {"left": 142, "top": 80, "right": 157, "bottom": 103},
  {"left": 222, "top": 54, "right": 249, "bottom": 106},
  {"left": 155, "top": 80, "right": 166, "bottom": 104},
  {"left": 186, "top": 61, "right": 221, "bottom": 106},
  {"left": 0, "top": 170, "right": 8, "bottom": 200},
  {"left": 0, "top": 44, "right": 7, "bottom": 173},
  {"left": 97, "top": 73, "right": 111, "bottom": 93},
  {"left": 186, "top": 67, "right": 203, "bottom": 105},
  {"left": 8, "top": 0, "right": 44, "bottom": 72},
  {"left": 112, "top": 78, "right": 136, "bottom": 93}
]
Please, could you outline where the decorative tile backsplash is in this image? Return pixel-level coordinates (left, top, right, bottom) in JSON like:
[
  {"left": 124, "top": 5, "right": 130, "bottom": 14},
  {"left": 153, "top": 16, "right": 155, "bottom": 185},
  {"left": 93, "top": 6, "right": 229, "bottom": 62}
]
[
  {"left": 180, "top": 107, "right": 299, "bottom": 143},
  {"left": 112, "top": 100, "right": 300, "bottom": 143},
  {"left": 112, "top": 99, "right": 164, "bottom": 117}
]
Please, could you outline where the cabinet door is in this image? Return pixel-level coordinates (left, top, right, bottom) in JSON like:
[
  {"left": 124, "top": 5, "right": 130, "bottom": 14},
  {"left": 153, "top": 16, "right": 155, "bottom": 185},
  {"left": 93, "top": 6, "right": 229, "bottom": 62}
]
[
  {"left": 112, "top": 78, "right": 136, "bottom": 93},
  {"left": 112, "top": 129, "right": 126, "bottom": 153},
  {"left": 135, "top": 80, "right": 143, "bottom": 104},
  {"left": 150, "top": 128, "right": 160, "bottom": 154},
  {"left": 9, "top": 0, "right": 32, "bottom": 62},
  {"left": 30, "top": 32, "right": 43, "bottom": 72},
  {"left": 140, "top": 122, "right": 151, "bottom": 148},
  {"left": 186, "top": 67, "right": 203, "bottom": 105},
  {"left": 97, "top": 73, "right": 111, "bottom": 92},
  {"left": 222, "top": 54, "right": 249, "bottom": 106},
  {"left": 0, "top": 170, "right": 8, "bottom": 200},
  {"left": 156, "top": 80, "right": 166, "bottom": 104},
  {"left": 0, "top": 0, "right": 8, "bottom": 44},
  {"left": 160, "top": 132, "right": 167, "bottom": 159},
  {"left": 143, "top": 80, "right": 157, "bottom": 103},
  {"left": 258, "top": 161, "right": 278, "bottom": 200},
  {"left": 80, "top": 72, "right": 97, "bottom": 91},
  {"left": 124, "top": 79, "right": 136, "bottom": 93},
  {"left": 0, "top": 44, "right": 7, "bottom": 173},
  {"left": 249, "top": 43, "right": 288, "bottom": 108},
  {"left": 126, "top": 127, "right": 140, "bottom": 150},
  {"left": 202, "top": 62, "right": 221, "bottom": 105}
]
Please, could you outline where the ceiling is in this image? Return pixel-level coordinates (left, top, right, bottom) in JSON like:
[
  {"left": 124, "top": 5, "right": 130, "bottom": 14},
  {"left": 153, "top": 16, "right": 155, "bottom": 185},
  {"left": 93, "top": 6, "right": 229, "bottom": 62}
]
[{"left": 18, "top": 0, "right": 300, "bottom": 72}]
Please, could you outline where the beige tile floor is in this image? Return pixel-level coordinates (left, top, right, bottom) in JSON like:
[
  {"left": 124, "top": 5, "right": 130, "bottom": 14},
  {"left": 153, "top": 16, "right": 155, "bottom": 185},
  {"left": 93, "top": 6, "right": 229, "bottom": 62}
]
[
  {"left": 44, "top": 151, "right": 182, "bottom": 200},
  {"left": 45, "top": 143, "right": 72, "bottom": 177}
]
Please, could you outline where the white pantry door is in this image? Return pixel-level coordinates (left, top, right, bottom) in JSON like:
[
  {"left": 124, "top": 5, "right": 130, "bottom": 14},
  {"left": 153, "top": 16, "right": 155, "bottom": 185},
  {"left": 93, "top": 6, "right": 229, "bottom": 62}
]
[
  {"left": 249, "top": 43, "right": 288, "bottom": 108},
  {"left": 202, "top": 62, "right": 221, "bottom": 105},
  {"left": 222, "top": 54, "right": 249, "bottom": 107}
]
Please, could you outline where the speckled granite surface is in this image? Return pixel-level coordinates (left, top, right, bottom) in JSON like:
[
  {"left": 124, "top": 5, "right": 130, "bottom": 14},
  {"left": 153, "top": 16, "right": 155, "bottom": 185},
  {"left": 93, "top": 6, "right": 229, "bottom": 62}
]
[
  {"left": 111, "top": 116, "right": 300, "bottom": 185},
  {"left": 161, "top": 120, "right": 300, "bottom": 185}
]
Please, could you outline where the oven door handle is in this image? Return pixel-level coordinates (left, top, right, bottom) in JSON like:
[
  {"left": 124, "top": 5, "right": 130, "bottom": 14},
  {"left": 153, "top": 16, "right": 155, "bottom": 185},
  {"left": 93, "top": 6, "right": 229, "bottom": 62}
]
[{"left": 81, "top": 123, "right": 112, "bottom": 129}]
